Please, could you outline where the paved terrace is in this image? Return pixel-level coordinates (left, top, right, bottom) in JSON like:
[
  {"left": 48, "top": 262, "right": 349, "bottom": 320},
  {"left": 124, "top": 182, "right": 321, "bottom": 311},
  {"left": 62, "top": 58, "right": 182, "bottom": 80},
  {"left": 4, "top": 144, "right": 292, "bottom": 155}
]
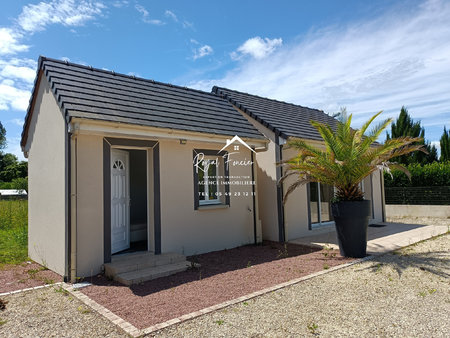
[{"left": 290, "top": 220, "right": 449, "bottom": 254}]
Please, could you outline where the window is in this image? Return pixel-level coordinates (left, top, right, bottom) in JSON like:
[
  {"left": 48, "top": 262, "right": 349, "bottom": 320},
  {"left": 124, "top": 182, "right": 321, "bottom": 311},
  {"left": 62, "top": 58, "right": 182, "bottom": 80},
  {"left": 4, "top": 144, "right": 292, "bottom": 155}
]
[
  {"left": 193, "top": 149, "right": 230, "bottom": 209},
  {"left": 112, "top": 160, "right": 124, "bottom": 170},
  {"left": 309, "top": 182, "right": 334, "bottom": 227},
  {"left": 197, "top": 159, "right": 219, "bottom": 204}
]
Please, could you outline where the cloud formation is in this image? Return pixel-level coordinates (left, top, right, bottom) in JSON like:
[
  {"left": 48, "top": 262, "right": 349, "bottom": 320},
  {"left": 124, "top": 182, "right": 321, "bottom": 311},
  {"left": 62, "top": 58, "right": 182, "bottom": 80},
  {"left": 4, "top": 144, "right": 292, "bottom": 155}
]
[
  {"left": 0, "top": 28, "right": 29, "bottom": 55},
  {"left": 190, "top": 0, "right": 450, "bottom": 143},
  {"left": 193, "top": 45, "right": 213, "bottom": 60},
  {"left": 165, "top": 10, "right": 178, "bottom": 22},
  {"left": 17, "top": 0, "right": 105, "bottom": 32},
  {"left": 231, "top": 37, "right": 282, "bottom": 60},
  {"left": 135, "top": 4, "right": 164, "bottom": 25}
]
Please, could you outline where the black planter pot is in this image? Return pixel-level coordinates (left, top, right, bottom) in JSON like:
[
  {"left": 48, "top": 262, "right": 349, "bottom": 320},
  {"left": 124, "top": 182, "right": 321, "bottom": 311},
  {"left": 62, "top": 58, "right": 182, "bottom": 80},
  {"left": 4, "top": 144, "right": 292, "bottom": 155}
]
[{"left": 331, "top": 200, "right": 371, "bottom": 258}]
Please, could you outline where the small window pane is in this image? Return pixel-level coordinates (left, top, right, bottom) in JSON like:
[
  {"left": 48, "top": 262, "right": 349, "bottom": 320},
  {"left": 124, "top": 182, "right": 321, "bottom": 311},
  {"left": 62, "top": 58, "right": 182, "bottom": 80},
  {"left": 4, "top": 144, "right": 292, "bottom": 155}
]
[
  {"left": 208, "top": 163, "right": 217, "bottom": 200},
  {"left": 320, "top": 183, "right": 334, "bottom": 222},
  {"left": 198, "top": 169, "right": 205, "bottom": 200},
  {"left": 309, "top": 183, "right": 319, "bottom": 223}
]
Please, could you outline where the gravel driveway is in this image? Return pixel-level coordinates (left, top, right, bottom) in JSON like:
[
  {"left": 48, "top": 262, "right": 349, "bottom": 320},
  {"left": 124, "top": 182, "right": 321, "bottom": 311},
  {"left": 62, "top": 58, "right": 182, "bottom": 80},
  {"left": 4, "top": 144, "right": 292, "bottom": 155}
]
[
  {"left": 151, "top": 231, "right": 450, "bottom": 337},
  {"left": 0, "top": 286, "right": 127, "bottom": 337}
]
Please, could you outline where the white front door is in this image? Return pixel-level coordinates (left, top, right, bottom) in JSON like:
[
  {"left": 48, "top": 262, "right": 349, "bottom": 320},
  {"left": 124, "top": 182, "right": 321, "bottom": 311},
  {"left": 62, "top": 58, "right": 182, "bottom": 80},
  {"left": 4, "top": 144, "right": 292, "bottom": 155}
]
[{"left": 111, "top": 149, "right": 130, "bottom": 254}]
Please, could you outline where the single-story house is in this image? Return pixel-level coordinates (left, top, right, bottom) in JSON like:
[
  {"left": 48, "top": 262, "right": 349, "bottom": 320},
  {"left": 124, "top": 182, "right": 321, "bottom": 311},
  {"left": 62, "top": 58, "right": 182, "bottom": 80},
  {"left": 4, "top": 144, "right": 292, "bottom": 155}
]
[{"left": 21, "top": 57, "right": 385, "bottom": 282}]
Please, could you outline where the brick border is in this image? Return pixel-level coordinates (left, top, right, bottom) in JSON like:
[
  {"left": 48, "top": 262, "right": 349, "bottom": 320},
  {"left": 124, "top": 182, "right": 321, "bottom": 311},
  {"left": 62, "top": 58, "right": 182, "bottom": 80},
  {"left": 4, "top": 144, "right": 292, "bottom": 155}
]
[
  {"left": 0, "top": 282, "right": 63, "bottom": 297},
  {"left": 62, "top": 257, "right": 373, "bottom": 337},
  {"left": 140, "top": 256, "right": 373, "bottom": 335},
  {"left": 63, "top": 284, "right": 142, "bottom": 337}
]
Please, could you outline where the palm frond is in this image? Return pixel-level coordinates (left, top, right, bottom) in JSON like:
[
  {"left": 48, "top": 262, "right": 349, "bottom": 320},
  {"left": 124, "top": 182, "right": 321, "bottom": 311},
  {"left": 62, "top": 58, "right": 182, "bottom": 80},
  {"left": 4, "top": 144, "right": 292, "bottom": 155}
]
[{"left": 280, "top": 110, "right": 425, "bottom": 202}]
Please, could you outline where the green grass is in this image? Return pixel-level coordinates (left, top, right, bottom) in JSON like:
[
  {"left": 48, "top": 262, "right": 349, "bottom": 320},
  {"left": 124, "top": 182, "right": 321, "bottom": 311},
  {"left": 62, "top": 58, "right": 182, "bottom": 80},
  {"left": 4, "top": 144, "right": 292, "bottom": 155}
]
[{"left": 0, "top": 199, "right": 28, "bottom": 265}]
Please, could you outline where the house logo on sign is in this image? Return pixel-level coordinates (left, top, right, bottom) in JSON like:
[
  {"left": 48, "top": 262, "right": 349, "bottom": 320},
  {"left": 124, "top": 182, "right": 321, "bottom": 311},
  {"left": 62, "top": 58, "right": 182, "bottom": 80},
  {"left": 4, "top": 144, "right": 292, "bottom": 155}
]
[
  {"left": 218, "top": 135, "right": 256, "bottom": 154},
  {"left": 193, "top": 135, "right": 255, "bottom": 173}
]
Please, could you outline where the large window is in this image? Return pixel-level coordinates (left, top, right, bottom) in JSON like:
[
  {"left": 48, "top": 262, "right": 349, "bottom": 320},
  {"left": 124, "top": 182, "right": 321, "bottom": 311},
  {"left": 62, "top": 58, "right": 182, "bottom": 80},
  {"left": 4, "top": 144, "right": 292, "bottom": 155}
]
[
  {"left": 193, "top": 149, "right": 230, "bottom": 209},
  {"left": 309, "top": 182, "right": 334, "bottom": 227}
]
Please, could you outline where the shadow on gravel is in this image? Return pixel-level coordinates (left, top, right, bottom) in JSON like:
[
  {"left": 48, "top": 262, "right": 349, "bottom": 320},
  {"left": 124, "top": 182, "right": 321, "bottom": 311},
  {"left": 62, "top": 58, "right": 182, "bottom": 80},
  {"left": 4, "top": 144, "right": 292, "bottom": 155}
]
[{"left": 359, "top": 250, "right": 449, "bottom": 278}]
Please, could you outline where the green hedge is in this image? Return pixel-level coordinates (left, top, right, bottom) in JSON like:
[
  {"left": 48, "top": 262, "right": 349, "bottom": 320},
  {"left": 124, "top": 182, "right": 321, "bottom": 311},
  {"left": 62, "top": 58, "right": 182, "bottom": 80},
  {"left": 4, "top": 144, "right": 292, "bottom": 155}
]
[{"left": 384, "top": 161, "right": 450, "bottom": 187}]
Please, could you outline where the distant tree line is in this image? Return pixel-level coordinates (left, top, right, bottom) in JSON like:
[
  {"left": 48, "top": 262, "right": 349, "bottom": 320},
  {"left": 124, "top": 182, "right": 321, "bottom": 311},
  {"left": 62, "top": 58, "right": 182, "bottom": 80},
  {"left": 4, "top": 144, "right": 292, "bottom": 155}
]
[
  {"left": 384, "top": 106, "right": 449, "bottom": 188},
  {"left": 0, "top": 121, "right": 28, "bottom": 192}
]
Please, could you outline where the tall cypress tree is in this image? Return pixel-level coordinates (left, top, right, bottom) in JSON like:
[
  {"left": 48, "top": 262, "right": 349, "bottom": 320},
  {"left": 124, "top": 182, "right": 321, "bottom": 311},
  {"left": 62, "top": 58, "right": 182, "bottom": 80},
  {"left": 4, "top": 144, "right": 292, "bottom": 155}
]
[
  {"left": 386, "top": 106, "right": 437, "bottom": 164},
  {"left": 440, "top": 126, "right": 450, "bottom": 162}
]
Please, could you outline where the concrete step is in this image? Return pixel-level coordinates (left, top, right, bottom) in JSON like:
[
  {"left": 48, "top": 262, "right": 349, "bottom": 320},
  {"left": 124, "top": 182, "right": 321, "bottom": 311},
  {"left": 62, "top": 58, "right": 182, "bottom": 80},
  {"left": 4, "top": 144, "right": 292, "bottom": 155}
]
[
  {"left": 115, "top": 261, "right": 190, "bottom": 286},
  {"left": 104, "top": 252, "right": 186, "bottom": 277}
]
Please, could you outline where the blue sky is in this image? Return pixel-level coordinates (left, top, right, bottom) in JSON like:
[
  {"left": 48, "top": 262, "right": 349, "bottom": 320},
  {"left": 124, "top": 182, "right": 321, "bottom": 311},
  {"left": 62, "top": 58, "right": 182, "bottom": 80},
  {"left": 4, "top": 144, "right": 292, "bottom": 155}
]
[{"left": 0, "top": 0, "right": 449, "bottom": 160}]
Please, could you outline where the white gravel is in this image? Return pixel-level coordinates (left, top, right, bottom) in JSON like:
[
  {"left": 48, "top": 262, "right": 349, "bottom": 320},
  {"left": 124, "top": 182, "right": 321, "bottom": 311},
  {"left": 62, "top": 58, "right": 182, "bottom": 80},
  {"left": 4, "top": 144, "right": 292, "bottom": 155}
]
[
  {"left": 151, "top": 230, "right": 450, "bottom": 337},
  {"left": 1, "top": 217, "right": 448, "bottom": 337},
  {"left": 0, "top": 285, "right": 128, "bottom": 337}
]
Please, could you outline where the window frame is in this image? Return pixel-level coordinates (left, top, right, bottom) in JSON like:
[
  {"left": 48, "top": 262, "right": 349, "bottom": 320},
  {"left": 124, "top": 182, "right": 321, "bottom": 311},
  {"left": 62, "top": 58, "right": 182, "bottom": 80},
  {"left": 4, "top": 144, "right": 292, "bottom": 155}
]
[
  {"left": 198, "top": 158, "right": 220, "bottom": 205},
  {"left": 308, "top": 182, "right": 335, "bottom": 229},
  {"left": 193, "top": 149, "right": 230, "bottom": 210}
]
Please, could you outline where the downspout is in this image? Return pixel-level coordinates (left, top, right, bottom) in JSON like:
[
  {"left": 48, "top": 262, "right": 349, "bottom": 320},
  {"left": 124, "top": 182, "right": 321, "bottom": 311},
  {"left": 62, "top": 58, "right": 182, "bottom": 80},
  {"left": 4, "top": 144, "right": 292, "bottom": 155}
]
[
  {"left": 251, "top": 150, "right": 257, "bottom": 245},
  {"left": 274, "top": 134, "right": 285, "bottom": 242},
  {"left": 380, "top": 169, "right": 386, "bottom": 222},
  {"left": 69, "top": 124, "right": 78, "bottom": 282}
]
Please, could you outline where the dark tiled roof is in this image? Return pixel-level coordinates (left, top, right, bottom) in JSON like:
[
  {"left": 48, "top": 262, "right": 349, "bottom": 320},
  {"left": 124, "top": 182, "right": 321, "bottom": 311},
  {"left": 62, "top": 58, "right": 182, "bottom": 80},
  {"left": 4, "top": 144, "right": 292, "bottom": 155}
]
[
  {"left": 212, "top": 86, "right": 338, "bottom": 141},
  {"left": 22, "top": 57, "right": 264, "bottom": 147}
]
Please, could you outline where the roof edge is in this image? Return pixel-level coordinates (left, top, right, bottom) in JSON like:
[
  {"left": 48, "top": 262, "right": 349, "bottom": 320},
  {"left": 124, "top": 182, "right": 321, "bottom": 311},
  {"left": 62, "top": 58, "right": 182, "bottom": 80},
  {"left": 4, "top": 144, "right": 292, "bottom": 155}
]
[{"left": 20, "top": 56, "right": 46, "bottom": 149}]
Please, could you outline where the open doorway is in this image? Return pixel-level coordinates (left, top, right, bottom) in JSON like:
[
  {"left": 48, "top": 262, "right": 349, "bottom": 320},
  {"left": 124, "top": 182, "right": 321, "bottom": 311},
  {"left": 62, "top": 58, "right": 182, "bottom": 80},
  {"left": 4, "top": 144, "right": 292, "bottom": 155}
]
[{"left": 129, "top": 149, "right": 148, "bottom": 252}]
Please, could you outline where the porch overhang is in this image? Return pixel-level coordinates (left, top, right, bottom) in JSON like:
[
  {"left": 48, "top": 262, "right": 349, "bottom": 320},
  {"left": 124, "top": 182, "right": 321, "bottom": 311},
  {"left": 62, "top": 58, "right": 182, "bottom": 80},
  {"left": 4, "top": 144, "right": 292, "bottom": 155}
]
[{"left": 70, "top": 118, "right": 269, "bottom": 151}]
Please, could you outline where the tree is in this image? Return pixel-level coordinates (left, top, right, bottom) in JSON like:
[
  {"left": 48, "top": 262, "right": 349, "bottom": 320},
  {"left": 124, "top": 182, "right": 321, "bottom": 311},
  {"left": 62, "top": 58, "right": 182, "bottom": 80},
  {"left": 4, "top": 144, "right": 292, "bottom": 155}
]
[
  {"left": 386, "top": 106, "right": 437, "bottom": 164},
  {"left": 0, "top": 156, "right": 28, "bottom": 182},
  {"left": 12, "top": 177, "right": 28, "bottom": 193},
  {"left": 440, "top": 126, "right": 450, "bottom": 162},
  {"left": 281, "top": 110, "right": 425, "bottom": 202},
  {"left": 0, "top": 121, "right": 6, "bottom": 151}
]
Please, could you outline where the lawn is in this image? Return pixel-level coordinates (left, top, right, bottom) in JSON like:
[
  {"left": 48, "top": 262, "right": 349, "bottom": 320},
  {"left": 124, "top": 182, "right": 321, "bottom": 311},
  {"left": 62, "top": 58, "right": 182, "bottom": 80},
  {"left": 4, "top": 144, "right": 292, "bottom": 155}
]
[{"left": 0, "top": 199, "right": 28, "bottom": 265}]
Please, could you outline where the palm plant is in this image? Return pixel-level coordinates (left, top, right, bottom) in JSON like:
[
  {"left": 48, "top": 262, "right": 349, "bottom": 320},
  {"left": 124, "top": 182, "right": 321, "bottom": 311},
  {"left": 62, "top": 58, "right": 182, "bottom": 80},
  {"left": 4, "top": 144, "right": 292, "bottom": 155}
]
[{"left": 280, "top": 110, "right": 426, "bottom": 202}]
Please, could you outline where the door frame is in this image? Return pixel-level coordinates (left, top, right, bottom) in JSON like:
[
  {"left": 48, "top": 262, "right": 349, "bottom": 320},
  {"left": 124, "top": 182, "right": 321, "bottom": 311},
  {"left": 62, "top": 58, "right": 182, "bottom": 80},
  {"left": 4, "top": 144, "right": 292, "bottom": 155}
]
[{"left": 103, "top": 137, "right": 160, "bottom": 264}]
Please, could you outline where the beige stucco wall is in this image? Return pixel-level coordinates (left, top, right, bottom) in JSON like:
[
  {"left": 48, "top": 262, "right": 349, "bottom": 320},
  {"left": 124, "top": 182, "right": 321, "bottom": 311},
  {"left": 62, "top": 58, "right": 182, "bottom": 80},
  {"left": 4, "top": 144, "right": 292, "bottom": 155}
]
[
  {"left": 281, "top": 147, "right": 311, "bottom": 240},
  {"left": 75, "top": 134, "right": 104, "bottom": 277},
  {"left": 27, "top": 77, "right": 67, "bottom": 275},
  {"left": 159, "top": 139, "right": 256, "bottom": 255},
  {"left": 71, "top": 131, "right": 259, "bottom": 275},
  {"left": 239, "top": 110, "right": 279, "bottom": 241}
]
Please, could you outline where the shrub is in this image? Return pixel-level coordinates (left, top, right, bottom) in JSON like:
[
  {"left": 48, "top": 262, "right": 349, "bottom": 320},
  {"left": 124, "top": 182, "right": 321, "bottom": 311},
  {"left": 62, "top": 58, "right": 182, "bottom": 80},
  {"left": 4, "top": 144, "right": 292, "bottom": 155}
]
[{"left": 384, "top": 161, "right": 450, "bottom": 187}]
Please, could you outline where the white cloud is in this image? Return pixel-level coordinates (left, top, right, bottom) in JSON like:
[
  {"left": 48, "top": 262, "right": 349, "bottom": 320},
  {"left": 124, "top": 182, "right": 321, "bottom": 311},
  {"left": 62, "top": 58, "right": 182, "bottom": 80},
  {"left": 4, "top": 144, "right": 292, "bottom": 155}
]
[
  {"left": 135, "top": 4, "right": 164, "bottom": 25},
  {"left": 4, "top": 136, "right": 26, "bottom": 161},
  {"left": 8, "top": 118, "right": 24, "bottom": 126},
  {"left": 0, "top": 80, "right": 31, "bottom": 111},
  {"left": 0, "top": 58, "right": 36, "bottom": 112},
  {"left": 0, "top": 28, "right": 29, "bottom": 55},
  {"left": 190, "top": 0, "right": 450, "bottom": 141},
  {"left": 17, "top": 0, "right": 106, "bottom": 33},
  {"left": 231, "top": 36, "right": 282, "bottom": 60},
  {"left": 182, "top": 21, "right": 194, "bottom": 30},
  {"left": 112, "top": 0, "right": 129, "bottom": 8},
  {"left": 0, "top": 65, "right": 36, "bottom": 84},
  {"left": 165, "top": 10, "right": 178, "bottom": 22},
  {"left": 193, "top": 45, "right": 213, "bottom": 60}
]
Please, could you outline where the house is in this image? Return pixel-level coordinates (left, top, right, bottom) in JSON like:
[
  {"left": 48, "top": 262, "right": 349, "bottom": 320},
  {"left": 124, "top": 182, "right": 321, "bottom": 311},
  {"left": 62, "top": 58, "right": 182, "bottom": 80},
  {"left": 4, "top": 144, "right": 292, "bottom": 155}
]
[
  {"left": 21, "top": 57, "right": 386, "bottom": 283},
  {"left": 212, "top": 87, "right": 386, "bottom": 242},
  {"left": 21, "top": 57, "right": 267, "bottom": 282}
]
